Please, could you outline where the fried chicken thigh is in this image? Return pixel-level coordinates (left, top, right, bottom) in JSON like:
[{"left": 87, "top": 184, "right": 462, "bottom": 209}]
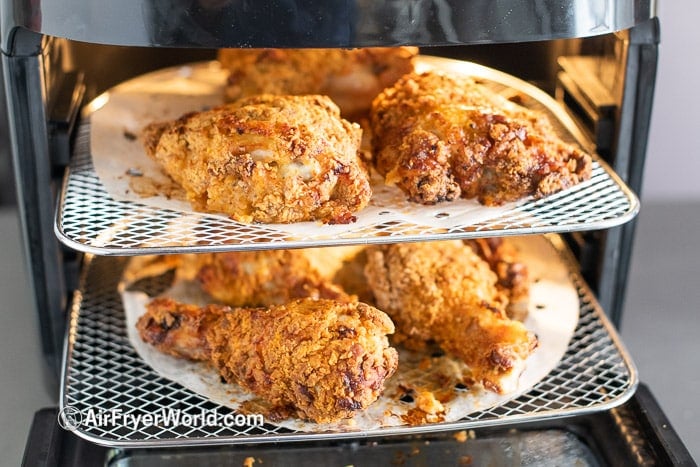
[
  {"left": 218, "top": 47, "right": 417, "bottom": 118},
  {"left": 370, "top": 71, "right": 592, "bottom": 206},
  {"left": 137, "top": 297, "right": 398, "bottom": 423},
  {"left": 187, "top": 249, "right": 353, "bottom": 307},
  {"left": 364, "top": 240, "right": 537, "bottom": 394},
  {"left": 142, "top": 94, "right": 371, "bottom": 224}
]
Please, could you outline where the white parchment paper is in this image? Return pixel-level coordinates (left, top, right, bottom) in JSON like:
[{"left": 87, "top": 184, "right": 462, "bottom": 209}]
[
  {"left": 90, "top": 61, "right": 520, "bottom": 240},
  {"left": 120, "top": 235, "right": 578, "bottom": 432}
]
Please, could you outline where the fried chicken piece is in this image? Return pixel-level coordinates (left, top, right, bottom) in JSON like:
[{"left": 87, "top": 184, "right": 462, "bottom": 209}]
[
  {"left": 465, "top": 238, "right": 530, "bottom": 321},
  {"left": 190, "top": 249, "right": 354, "bottom": 307},
  {"left": 329, "top": 248, "right": 376, "bottom": 306},
  {"left": 142, "top": 94, "right": 371, "bottom": 224},
  {"left": 364, "top": 240, "right": 537, "bottom": 394},
  {"left": 218, "top": 47, "right": 418, "bottom": 118},
  {"left": 137, "top": 297, "right": 398, "bottom": 423},
  {"left": 370, "top": 71, "right": 592, "bottom": 206}
]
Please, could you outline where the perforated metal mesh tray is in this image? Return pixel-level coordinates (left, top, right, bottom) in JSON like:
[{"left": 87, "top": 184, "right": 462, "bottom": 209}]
[
  {"left": 55, "top": 58, "right": 639, "bottom": 256},
  {"left": 61, "top": 235, "right": 638, "bottom": 447}
]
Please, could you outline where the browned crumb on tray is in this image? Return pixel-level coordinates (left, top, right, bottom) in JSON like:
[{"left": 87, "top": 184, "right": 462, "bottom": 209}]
[{"left": 458, "top": 455, "right": 473, "bottom": 465}]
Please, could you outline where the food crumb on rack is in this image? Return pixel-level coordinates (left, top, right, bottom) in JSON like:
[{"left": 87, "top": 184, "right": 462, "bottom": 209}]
[
  {"left": 242, "top": 457, "right": 255, "bottom": 467},
  {"left": 453, "top": 429, "right": 477, "bottom": 442},
  {"left": 400, "top": 389, "right": 446, "bottom": 425},
  {"left": 392, "top": 445, "right": 421, "bottom": 465},
  {"left": 415, "top": 390, "right": 444, "bottom": 414},
  {"left": 458, "top": 454, "right": 473, "bottom": 465}
]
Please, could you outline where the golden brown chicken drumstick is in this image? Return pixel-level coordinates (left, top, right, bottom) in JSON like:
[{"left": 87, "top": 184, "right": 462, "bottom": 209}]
[
  {"left": 137, "top": 297, "right": 398, "bottom": 423},
  {"left": 218, "top": 47, "right": 418, "bottom": 118},
  {"left": 364, "top": 240, "right": 537, "bottom": 394},
  {"left": 142, "top": 94, "right": 371, "bottom": 224},
  {"left": 370, "top": 71, "right": 592, "bottom": 206}
]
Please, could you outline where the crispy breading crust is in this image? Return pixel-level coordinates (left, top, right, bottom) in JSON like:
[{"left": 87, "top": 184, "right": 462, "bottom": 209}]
[
  {"left": 370, "top": 71, "right": 592, "bottom": 206},
  {"left": 137, "top": 297, "right": 398, "bottom": 423},
  {"left": 142, "top": 94, "right": 371, "bottom": 224},
  {"left": 135, "top": 298, "right": 223, "bottom": 362},
  {"left": 364, "top": 240, "right": 537, "bottom": 393},
  {"left": 464, "top": 238, "right": 530, "bottom": 321},
  {"left": 192, "top": 249, "right": 354, "bottom": 307},
  {"left": 218, "top": 47, "right": 417, "bottom": 118}
]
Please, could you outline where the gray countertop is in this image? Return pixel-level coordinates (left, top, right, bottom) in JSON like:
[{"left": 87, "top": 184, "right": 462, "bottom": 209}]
[
  {"left": 0, "top": 203, "right": 697, "bottom": 465},
  {"left": 620, "top": 202, "right": 700, "bottom": 462},
  {"left": 0, "top": 209, "right": 54, "bottom": 467}
]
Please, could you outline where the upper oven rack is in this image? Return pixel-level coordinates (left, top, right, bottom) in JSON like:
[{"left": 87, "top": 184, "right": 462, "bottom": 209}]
[
  {"left": 57, "top": 147, "right": 636, "bottom": 255},
  {"left": 55, "top": 57, "right": 639, "bottom": 256}
]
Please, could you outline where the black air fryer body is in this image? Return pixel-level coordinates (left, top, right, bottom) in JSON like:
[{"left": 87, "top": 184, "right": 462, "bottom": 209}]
[{"left": 1, "top": 1, "right": 695, "bottom": 465}]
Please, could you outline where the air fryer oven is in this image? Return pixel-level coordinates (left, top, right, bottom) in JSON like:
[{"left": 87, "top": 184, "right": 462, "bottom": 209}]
[{"left": 2, "top": 1, "right": 695, "bottom": 465}]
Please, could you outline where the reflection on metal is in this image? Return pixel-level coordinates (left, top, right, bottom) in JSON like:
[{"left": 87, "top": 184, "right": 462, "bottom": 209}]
[{"left": 3, "top": 0, "right": 654, "bottom": 49}]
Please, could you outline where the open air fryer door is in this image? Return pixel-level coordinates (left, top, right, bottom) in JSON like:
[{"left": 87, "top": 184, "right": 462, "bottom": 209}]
[{"left": 1, "top": 0, "right": 695, "bottom": 465}]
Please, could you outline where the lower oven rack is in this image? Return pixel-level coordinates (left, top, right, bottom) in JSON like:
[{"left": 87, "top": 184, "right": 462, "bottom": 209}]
[{"left": 60, "top": 235, "right": 638, "bottom": 448}]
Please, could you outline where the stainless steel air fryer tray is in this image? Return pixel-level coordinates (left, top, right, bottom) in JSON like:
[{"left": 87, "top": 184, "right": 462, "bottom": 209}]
[
  {"left": 55, "top": 56, "right": 639, "bottom": 256},
  {"left": 61, "top": 235, "right": 638, "bottom": 447}
]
